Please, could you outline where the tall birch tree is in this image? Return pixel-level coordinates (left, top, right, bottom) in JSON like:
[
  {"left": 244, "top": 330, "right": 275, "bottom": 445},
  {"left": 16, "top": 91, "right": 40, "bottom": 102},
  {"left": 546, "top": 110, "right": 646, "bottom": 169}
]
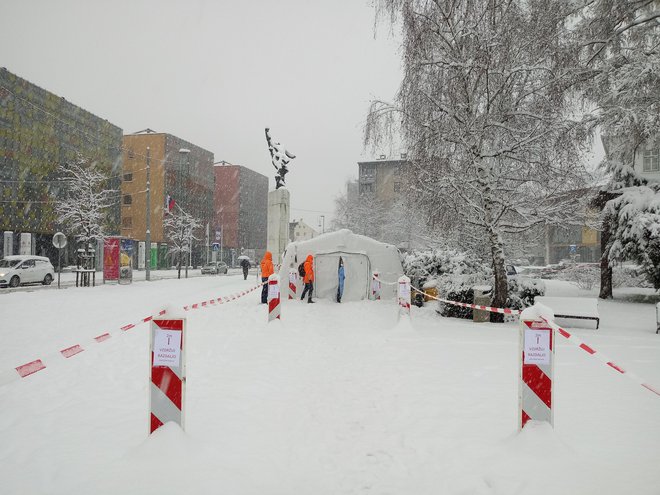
[{"left": 366, "top": 0, "right": 591, "bottom": 314}]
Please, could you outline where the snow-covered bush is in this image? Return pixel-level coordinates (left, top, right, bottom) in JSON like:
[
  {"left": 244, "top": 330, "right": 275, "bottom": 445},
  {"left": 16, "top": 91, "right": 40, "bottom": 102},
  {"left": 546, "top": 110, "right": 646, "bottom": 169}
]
[
  {"left": 506, "top": 277, "right": 546, "bottom": 310},
  {"left": 436, "top": 274, "right": 490, "bottom": 319},
  {"left": 612, "top": 265, "right": 653, "bottom": 289},
  {"left": 560, "top": 264, "right": 600, "bottom": 290},
  {"left": 405, "top": 248, "right": 546, "bottom": 319},
  {"left": 403, "top": 249, "right": 490, "bottom": 289}
]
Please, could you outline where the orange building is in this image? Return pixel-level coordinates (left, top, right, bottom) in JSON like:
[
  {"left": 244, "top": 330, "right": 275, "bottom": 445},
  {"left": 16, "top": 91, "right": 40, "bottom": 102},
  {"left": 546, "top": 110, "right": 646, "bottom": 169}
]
[{"left": 121, "top": 130, "right": 214, "bottom": 266}]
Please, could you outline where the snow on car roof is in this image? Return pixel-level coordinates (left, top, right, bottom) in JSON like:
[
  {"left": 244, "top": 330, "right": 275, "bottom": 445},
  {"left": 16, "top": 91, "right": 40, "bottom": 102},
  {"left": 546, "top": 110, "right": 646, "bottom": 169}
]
[{"left": 3, "top": 255, "right": 51, "bottom": 261}]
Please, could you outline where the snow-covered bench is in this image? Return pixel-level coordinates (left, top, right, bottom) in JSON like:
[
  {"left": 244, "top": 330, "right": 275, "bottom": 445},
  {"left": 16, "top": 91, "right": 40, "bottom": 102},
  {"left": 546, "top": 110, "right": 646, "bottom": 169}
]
[{"left": 535, "top": 296, "right": 600, "bottom": 329}]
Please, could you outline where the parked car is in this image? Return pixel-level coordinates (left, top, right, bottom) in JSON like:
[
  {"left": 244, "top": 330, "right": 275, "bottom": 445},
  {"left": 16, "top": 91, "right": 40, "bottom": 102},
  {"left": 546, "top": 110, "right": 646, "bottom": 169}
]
[
  {"left": 201, "top": 261, "right": 228, "bottom": 275},
  {"left": 0, "top": 255, "right": 55, "bottom": 288}
]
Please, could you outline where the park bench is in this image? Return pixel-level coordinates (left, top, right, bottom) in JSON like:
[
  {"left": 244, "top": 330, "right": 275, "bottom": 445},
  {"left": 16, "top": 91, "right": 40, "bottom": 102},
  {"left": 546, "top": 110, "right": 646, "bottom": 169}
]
[{"left": 535, "top": 296, "right": 600, "bottom": 329}]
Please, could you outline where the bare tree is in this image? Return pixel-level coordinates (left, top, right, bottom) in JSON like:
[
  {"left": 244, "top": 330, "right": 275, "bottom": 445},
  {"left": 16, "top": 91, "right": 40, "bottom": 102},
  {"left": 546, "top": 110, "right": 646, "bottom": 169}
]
[
  {"left": 163, "top": 206, "right": 202, "bottom": 279},
  {"left": 55, "top": 154, "right": 118, "bottom": 252},
  {"left": 366, "top": 0, "right": 592, "bottom": 315}
]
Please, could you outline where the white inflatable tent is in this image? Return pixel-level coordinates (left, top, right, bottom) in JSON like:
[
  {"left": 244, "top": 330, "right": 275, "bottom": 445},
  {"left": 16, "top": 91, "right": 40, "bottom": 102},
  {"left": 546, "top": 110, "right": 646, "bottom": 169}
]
[{"left": 279, "top": 229, "right": 403, "bottom": 302}]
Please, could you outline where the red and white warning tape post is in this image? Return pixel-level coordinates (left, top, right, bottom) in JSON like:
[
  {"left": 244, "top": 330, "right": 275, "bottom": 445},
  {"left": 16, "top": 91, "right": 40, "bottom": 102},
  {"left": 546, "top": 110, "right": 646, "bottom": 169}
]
[
  {"left": 268, "top": 274, "right": 281, "bottom": 322},
  {"left": 519, "top": 308, "right": 555, "bottom": 429},
  {"left": 150, "top": 317, "right": 186, "bottom": 434},
  {"left": 398, "top": 275, "right": 411, "bottom": 317},
  {"left": 371, "top": 272, "right": 382, "bottom": 300},
  {"left": 288, "top": 270, "right": 298, "bottom": 300}
]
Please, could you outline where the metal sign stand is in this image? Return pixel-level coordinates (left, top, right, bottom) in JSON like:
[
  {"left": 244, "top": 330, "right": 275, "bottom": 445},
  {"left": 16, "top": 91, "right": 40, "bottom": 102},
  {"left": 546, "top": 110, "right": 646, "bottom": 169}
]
[{"left": 52, "top": 232, "right": 67, "bottom": 289}]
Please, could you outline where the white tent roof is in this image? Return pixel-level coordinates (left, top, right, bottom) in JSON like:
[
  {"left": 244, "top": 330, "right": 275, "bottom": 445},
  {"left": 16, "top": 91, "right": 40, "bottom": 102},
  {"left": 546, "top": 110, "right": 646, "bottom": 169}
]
[{"left": 279, "top": 229, "right": 403, "bottom": 300}]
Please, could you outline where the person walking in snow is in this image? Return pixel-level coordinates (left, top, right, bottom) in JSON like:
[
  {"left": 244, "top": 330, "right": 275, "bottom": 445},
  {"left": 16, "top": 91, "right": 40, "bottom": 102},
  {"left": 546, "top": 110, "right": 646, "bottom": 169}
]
[
  {"left": 240, "top": 258, "right": 250, "bottom": 280},
  {"left": 336, "top": 257, "right": 345, "bottom": 303},
  {"left": 300, "top": 254, "right": 315, "bottom": 303},
  {"left": 260, "top": 251, "right": 274, "bottom": 304}
]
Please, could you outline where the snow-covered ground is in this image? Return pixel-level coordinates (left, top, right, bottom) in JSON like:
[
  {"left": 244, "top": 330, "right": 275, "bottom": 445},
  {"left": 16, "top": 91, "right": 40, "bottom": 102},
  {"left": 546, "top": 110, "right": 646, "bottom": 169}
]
[{"left": 1, "top": 275, "right": 659, "bottom": 494}]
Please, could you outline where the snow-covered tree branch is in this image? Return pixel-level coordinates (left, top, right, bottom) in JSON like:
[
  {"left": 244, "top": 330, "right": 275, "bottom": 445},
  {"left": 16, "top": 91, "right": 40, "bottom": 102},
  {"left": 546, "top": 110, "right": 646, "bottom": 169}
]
[
  {"left": 54, "top": 154, "right": 118, "bottom": 249},
  {"left": 163, "top": 205, "right": 202, "bottom": 279}
]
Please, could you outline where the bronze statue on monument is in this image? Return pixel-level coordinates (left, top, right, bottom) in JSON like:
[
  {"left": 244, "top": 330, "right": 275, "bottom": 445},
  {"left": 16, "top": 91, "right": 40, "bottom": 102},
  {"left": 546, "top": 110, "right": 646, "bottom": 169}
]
[{"left": 265, "top": 128, "right": 296, "bottom": 189}]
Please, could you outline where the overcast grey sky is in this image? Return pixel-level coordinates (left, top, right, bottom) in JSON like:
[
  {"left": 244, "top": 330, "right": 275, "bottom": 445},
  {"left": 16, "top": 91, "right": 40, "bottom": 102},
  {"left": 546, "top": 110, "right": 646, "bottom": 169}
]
[{"left": 0, "top": 0, "right": 403, "bottom": 229}]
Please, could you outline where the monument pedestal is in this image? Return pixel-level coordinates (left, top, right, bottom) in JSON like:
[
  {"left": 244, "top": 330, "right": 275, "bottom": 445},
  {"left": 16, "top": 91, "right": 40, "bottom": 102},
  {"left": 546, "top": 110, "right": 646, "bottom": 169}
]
[{"left": 267, "top": 188, "right": 290, "bottom": 266}]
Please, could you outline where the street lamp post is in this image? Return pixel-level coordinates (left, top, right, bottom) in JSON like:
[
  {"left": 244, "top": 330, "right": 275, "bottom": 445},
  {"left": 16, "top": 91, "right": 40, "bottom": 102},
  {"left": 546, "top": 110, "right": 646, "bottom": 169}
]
[
  {"left": 145, "top": 146, "right": 151, "bottom": 281},
  {"left": 179, "top": 148, "right": 191, "bottom": 278}
]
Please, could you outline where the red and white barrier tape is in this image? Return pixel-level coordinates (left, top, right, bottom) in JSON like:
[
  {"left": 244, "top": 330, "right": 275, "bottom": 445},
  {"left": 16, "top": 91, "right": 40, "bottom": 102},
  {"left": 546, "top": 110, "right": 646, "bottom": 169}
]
[
  {"left": 410, "top": 284, "right": 522, "bottom": 316},
  {"left": 183, "top": 282, "right": 264, "bottom": 311},
  {"left": 540, "top": 317, "right": 660, "bottom": 398},
  {"left": 372, "top": 275, "right": 398, "bottom": 286},
  {"left": 411, "top": 285, "right": 659, "bottom": 398},
  {"left": 0, "top": 309, "right": 168, "bottom": 387},
  {"left": 2, "top": 282, "right": 266, "bottom": 387}
]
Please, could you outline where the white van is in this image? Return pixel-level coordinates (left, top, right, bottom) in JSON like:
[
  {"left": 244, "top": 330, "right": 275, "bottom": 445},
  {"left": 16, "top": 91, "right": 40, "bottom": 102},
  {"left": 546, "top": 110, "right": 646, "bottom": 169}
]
[{"left": 0, "top": 255, "right": 55, "bottom": 288}]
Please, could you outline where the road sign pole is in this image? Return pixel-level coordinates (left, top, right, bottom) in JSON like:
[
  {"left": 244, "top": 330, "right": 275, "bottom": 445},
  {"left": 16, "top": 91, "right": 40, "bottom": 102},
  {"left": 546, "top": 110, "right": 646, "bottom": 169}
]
[{"left": 52, "top": 232, "right": 67, "bottom": 290}]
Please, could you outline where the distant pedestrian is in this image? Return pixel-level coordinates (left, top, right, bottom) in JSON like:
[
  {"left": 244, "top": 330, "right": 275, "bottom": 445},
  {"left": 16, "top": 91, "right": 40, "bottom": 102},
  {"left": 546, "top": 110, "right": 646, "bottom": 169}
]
[
  {"left": 240, "top": 258, "right": 250, "bottom": 280},
  {"left": 260, "top": 251, "right": 274, "bottom": 303},
  {"left": 300, "top": 254, "right": 315, "bottom": 303},
  {"left": 336, "top": 257, "right": 345, "bottom": 303}
]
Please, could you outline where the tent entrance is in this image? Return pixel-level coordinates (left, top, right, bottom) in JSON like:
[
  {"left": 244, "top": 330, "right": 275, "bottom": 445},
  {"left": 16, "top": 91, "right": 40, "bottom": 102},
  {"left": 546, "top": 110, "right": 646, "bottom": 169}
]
[{"left": 314, "top": 252, "right": 370, "bottom": 302}]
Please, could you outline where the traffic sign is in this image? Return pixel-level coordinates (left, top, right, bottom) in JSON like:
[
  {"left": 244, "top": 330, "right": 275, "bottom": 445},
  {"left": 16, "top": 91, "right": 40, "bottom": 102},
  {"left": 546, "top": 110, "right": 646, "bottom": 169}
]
[
  {"left": 212, "top": 243, "right": 220, "bottom": 252},
  {"left": 52, "top": 232, "right": 67, "bottom": 249}
]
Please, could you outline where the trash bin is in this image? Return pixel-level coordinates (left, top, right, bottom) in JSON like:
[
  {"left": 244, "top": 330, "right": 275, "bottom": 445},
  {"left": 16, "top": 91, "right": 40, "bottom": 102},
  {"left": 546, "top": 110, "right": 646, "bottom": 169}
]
[
  {"left": 422, "top": 280, "right": 438, "bottom": 302},
  {"left": 473, "top": 285, "right": 492, "bottom": 323}
]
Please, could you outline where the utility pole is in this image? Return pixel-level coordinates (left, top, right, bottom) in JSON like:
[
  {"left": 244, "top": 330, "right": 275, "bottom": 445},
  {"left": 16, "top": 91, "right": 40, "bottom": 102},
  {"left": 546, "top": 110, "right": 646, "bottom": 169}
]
[
  {"left": 205, "top": 222, "right": 210, "bottom": 265},
  {"left": 145, "top": 146, "right": 151, "bottom": 281}
]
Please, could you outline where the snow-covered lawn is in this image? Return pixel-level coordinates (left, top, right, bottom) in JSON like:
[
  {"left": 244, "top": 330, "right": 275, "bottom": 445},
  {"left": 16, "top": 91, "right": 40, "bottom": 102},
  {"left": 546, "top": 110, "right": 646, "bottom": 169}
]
[{"left": 1, "top": 276, "right": 658, "bottom": 494}]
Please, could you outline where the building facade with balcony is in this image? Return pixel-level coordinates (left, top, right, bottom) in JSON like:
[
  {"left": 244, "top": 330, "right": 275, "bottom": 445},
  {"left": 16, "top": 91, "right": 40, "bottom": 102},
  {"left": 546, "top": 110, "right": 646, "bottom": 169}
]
[
  {"left": 358, "top": 157, "right": 407, "bottom": 205},
  {"left": 121, "top": 130, "right": 214, "bottom": 267},
  {"left": 214, "top": 164, "right": 268, "bottom": 264},
  {"left": 0, "top": 67, "right": 122, "bottom": 262}
]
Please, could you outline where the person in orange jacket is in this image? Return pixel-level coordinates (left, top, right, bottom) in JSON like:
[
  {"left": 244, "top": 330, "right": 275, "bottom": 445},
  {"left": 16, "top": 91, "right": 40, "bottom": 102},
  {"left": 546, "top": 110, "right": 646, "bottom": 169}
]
[
  {"left": 300, "top": 254, "right": 315, "bottom": 303},
  {"left": 260, "top": 251, "right": 274, "bottom": 303}
]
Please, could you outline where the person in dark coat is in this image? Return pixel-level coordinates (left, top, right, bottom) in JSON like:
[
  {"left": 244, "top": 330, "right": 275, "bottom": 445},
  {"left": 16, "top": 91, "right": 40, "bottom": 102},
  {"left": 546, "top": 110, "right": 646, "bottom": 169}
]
[{"left": 240, "top": 258, "right": 250, "bottom": 280}]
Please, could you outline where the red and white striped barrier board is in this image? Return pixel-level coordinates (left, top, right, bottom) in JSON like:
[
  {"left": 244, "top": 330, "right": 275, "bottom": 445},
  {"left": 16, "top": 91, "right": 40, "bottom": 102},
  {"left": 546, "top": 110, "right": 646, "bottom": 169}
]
[
  {"left": 289, "top": 270, "right": 298, "bottom": 300},
  {"left": 150, "top": 318, "right": 186, "bottom": 434},
  {"left": 398, "top": 275, "right": 411, "bottom": 317},
  {"left": 268, "top": 274, "right": 281, "bottom": 322},
  {"left": 541, "top": 316, "right": 660, "bottom": 398},
  {"left": 519, "top": 317, "right": 555, "bottom": 429},
  {"left": 371, "top": 272, "right": 382, "bottom": 300}
]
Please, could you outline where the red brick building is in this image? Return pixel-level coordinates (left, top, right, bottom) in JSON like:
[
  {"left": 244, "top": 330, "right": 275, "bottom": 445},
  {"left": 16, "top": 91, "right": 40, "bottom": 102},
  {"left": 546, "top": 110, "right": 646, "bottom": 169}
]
[{"left": 214, "top": 164, "right": 268, "bottom": 261}]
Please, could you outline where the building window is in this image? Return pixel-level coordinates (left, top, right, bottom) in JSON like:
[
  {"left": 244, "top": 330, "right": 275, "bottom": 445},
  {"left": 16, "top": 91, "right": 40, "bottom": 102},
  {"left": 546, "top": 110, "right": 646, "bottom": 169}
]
[
  {"left": 123, "top": 194, "right": 132, "bottom": 205},
  {"left": 122, "top": 217, "right": 132, "bottom": 228},
  {"left": 123, "top": 173, "right": 133, "bottom": 182},
  {"left": 643, "top": 148, "right": 659, "bottom": 172},
  {"left": 360, "top": 183, "right": 374, "bottom": 194},
  {"left": 360, "top": 164, "right": 376, "bottom": 180}
]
